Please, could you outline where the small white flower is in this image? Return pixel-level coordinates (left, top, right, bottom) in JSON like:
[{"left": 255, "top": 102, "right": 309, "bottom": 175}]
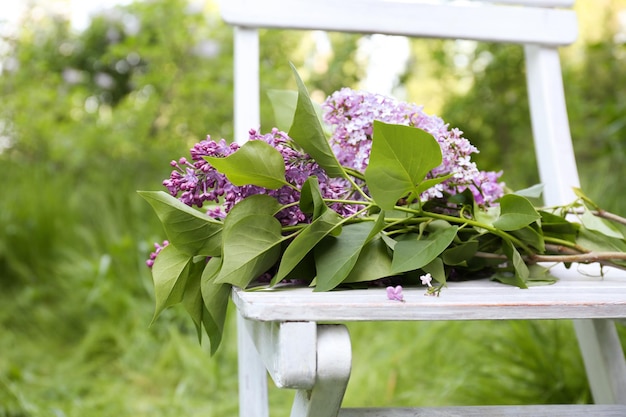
[{"left": 420, "top": 273, "right": 433, "bottom": 287}]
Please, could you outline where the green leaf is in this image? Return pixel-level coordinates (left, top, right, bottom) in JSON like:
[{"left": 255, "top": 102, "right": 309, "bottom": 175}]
[
  {"left": 267, "top": 89, "right": 327, "bottom": 133},
  {"left": 473, "top": 202, "right": 500, "bottom": 229},
  {"left": 491, "top": 271, "right": 526, "bottom": 288},
  {"left": 498, "top": 239, "right": 529, "bottom": 288},
  {"left": 540, "top": 210, "right": 578, "bottom": 243},
  {"left": 422, "top": 257, "right": 446, "bottom": 284},
  {"left": 343, "top": 237, "right": 394, "bottom": 283},
  {"left": 573, "top": 187, "right": 601, "bottom": 210},
  {"left": 576, "top": 228, "right": 626, "bottom": 257},
  {"left": 299, "top": 176, "right": 325, "bottom": 219},
  {"left": 493, "top": 194, "right": 541, "bottom": 231},
  {"left": 139, "top": 191, "right": 223, "bottom": 256},
  {"left": 365, "top": 121, "right": 442, "bottom": 210},
  {"left": 442, "top": 240, "right": 479, "bottom": 266},
  {"left": 288, "top": 64, "right": 345, "bottom": 178},
  {"left": 200, "top": 257, "right": 231, "bottom": 355},
  {"left": 514, "top": 184, "right": 544, "bottom": 199},
  {"left": 182, "top": 259, "right": 206, "bottom": 342},
  {"left": 579, "top": 209, "right": 624, "bottom": 240},
  {"left": 215, "top": 195, "right": 286, "bottom": 287},
  {"left": 281, "top": 250, "right": 317, "bottom": 282},
  {"left": 267, "top": 89, "right": 298, "bottom": 132},
  {"left": 526, "top": 264, "right": 558, "bottom": 286},
  {"left": 314, "top": 216, "right": 385, "bottom": 292},
  {"left": 415, "top": 173, "right": 454, "bottom": 196},
  {"left": 391, "top": 226, "right": 458, "bottom": 274},
  {"left": 273, "top": 208, "right": 343, "bottom": 285},
  {"left": 150, "top": 244, "right": 194, "bottom": 321},
  {"left": 205, "top": 140, "right": 291, "bottom": 189},
  {"left": 510, "top": 223, "right": 545, "bottom": 252}
]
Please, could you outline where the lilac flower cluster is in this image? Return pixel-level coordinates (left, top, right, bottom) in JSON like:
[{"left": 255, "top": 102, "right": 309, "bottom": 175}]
[
  {"left": 162, "top": 128, "right": 358, "bottom": 227},
  {"left": 150, "top": 88, "right": 504, "bottom": 268},
  {"left": 163, "top": 138, "right": 239, "bottom": 211},
  {"left": 322, "top": 88, "right": 504, "bottom": 205}
]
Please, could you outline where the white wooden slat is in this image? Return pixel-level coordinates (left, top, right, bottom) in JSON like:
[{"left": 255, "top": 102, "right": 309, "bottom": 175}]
[
  {"left": 482, "top": 0, "right": 574, "bottom": 6},
  {"left": 339, "top": 404, "right": 626, "bottom": 416},
  {"left": 233, "top": 27, "right": 259, "bottom": 144},
  {"left": 233, "top": 271, "right": 626, "bottom": 322},
  {"left": 524, "top": 45, "right": 580, "bottom": 206},
  {"left": 220, "top": 0, "right": 578, "bottom": 46}
]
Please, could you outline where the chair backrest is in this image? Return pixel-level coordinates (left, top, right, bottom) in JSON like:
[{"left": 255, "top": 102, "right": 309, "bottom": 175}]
[{"left": 220, "top": 0, "right": 580, "bottom": 206}]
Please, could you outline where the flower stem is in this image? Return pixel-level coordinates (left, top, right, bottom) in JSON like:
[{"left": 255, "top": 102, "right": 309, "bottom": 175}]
[
  {"left": 393, "top": 206, "right": 532, "bottom": 254},
  {"left": 592, "top": 209, "right": 626, "bottom": 226}
]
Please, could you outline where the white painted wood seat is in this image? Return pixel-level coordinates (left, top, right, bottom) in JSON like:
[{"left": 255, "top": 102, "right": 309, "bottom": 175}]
[{"left": 219, "top": 1, "right": 626, "bottom": 416}]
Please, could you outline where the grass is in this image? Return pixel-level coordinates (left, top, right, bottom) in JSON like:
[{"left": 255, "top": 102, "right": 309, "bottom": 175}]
[
  {"left": 0, "top": 121, "right": 624, "bottom": 417},
  {"left": 3, "top": 280, "right": 620, "bottom": 417}
]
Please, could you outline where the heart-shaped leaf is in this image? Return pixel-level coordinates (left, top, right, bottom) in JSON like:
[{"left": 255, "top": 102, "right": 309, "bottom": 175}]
[
  {"left": 215, "top": 195, "right": 286, "bottom": 287},
  {"left": 365, "top": 121, "right": 442, "bottom": 210},
  {"left": 139, "top": 191, "right": 223, "bottom": 256},
  {"left": 205, "top": 140, "right": 291, "bottom": 189}
]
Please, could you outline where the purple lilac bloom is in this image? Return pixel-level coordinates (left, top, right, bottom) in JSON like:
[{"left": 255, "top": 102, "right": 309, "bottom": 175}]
[
  {"left": 322, "top": 88, "right": 504, "bottom": 205},
  {"left": 146, "top": 240, "right": 169, "bottom": 268},
  {"left": 162, "top": 129, "right": 359, "bottom": 226},
  {"left": 386, "top": 285, "right": 404, "bottom": 302},
  {"left": 163, "top": 137, "right": 240, "bottom": 210},
  {"left": 237, "top": 128, "right": 361, "bottom": 224}
]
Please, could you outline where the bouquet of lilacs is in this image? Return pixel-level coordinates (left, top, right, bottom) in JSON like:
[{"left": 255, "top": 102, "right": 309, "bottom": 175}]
[{"left": 140, "top": 68, "right": 626, "bottom": 352}]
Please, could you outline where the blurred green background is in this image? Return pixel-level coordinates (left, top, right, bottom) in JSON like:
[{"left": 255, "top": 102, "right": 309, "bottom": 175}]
[{"left": 1, "top": 0, "right": 625, "bottom": 415}]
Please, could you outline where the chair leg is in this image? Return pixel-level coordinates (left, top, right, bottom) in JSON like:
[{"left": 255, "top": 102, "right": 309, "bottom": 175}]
[
  {"left": 291, "top": 324, "right": 352, "bottom": 417},
  {"left": 574, "top": 319, "right": 626, "bottom": 404},
  {"left": 237, "top": 312, "right": 269, "bottom": 417}
]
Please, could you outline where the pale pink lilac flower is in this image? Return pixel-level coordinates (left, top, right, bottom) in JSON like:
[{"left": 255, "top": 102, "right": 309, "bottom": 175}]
[
  {"left": 322, "top": 88, "right": 504, "bottom": 205},
  {"left": 386, "top": 285, "right": 404, "bottom": 302}
]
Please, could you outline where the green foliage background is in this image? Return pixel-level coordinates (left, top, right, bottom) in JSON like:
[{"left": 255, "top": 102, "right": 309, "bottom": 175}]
[{"left": 0, "top": 0, "right": 624, "bottom": 415}]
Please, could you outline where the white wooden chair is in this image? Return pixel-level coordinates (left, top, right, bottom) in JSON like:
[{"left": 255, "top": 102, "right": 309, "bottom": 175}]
[{"left": 219, "top": 1, "right": 626, "bottom": 416}]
